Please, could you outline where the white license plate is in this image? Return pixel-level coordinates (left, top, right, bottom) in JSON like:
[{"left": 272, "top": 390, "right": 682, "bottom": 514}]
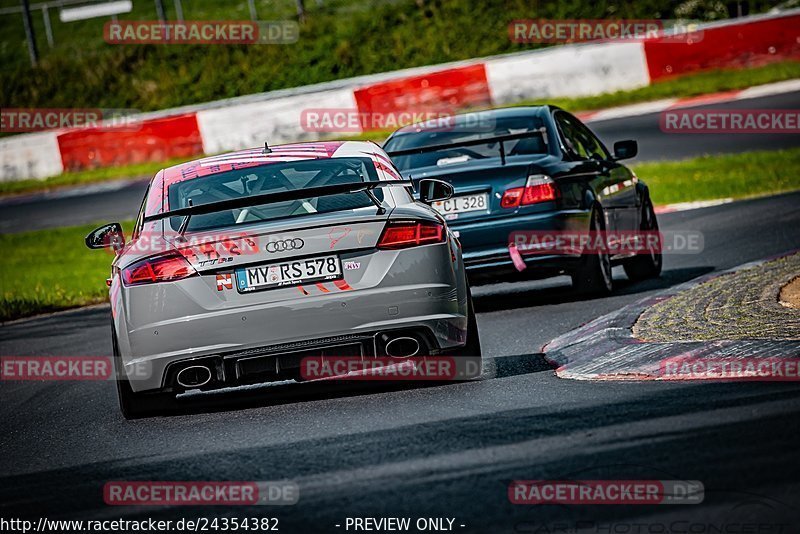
[
  {"left": 236, "top": 255, "right": 341, "bottom": 292},
  {"left": 432, "top": 193, "right": 489, "bottom": 215}
]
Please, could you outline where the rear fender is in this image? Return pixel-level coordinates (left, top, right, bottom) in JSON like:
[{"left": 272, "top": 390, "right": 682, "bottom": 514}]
[
  {"left": 635, "top": 181, "right": 649, "bottom": 208},
  {"left": 582, "top": 188, "right": 598, "bottom": 212}
]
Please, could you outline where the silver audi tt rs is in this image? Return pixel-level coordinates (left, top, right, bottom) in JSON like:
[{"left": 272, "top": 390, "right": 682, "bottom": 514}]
[{"left": 86, "top": 141, "right": 481, "bottom": 418}]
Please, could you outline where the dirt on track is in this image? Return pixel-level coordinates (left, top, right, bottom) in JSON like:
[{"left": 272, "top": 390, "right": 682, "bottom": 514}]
[
  {"left": 634, "top": 252, "right": 800, "bottom": 341},
  {"left": 780, "top": 276, "right": 800, "bottom": 309}
]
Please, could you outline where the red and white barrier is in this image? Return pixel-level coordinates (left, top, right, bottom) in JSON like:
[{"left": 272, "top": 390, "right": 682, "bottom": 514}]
[
  {"left": 57, "top": 113, "right": 203, "bottom": 172},
  {"left": 197, "top": 88, "right": 357, "bottom": 155},
  {"left": 644, "top": 12, "right": 800, "bottom": 81},
  {"left": 1, "top": 10, "right": 797, "bottom": 182},
  {"left": 353, "top": 64, "right": 492, "bottom": 118},
  {"left": 486, "top": 41, "right": 650, "bottom": 104},
  {"left": 0, "top": 131, "right": 64, "bottom": 181}
]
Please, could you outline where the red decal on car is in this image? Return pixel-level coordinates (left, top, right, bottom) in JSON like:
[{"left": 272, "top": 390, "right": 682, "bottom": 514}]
[
  {"left": 334, "top": 279, "right": 353, "bottom": 291},
  {"left": 216, "top": 274, "right": 233, "bottom": 291},
  {"left": 316, "top": 283, "right": 330, "bottom": 293},
  {"left": 328, "top": 227, "right": 351, "bottom": 249}
]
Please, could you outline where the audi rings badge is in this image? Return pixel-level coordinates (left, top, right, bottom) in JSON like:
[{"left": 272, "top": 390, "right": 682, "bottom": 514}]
[{"left": 265, "top": 238, "right": 305, "bottom": 253}]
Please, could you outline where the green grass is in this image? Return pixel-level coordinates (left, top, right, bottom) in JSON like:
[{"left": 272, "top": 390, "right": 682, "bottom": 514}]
[
  {"left": 3, "top": 148, "right": 799, "bottom": 321},
  {"left": 632, "top": 148, "right": 800, "bottom": 205},
  {"left": 3, "top": 0, "right": 783, "bottom": 111},
  {"left": 0, "top": 221, "right": 132, "bottom": 322}
]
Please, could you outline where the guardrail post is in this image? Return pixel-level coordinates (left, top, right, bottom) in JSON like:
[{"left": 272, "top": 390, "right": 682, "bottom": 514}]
[
  {"left": 20, "top": 0, "right": 39, "bottom": 66},
  {"left": 42, "top": 4, "right": 54, "bottom": 48},
  {"left": 154, "top": 0, "right": 166, "bottom": 22}
]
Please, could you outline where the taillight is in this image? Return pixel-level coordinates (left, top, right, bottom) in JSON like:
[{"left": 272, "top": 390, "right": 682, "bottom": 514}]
[
  {"left": 122, "top": 252, "right": 197, "bottom": 286},
  {"left": 377, "top": 220, "right": 445, "bottom": 249},
  {"left": 501, "top": 174, "right": 559, "bottom": 208},
  {"left": 500, "top": 187, "right": 524, "bottom": 208}
]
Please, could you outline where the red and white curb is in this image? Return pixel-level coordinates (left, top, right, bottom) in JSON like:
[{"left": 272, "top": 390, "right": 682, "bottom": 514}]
[
  {"left": 542, "top": 251, "right": 800, "bottom": 381},
  {"left": 654, "top": 198, "right": 734, "bottom": 215},
  {"left": 577, "top": 79, "right": 800, "bottom": 123}
]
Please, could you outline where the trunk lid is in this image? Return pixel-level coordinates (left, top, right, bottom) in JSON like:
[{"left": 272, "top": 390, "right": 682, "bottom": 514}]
[
  {"left": 403, "top": 156, "right": 550, "bottom": 223},
  {"left": 165, "top": 208, "right": 390, "bottom": 274}
]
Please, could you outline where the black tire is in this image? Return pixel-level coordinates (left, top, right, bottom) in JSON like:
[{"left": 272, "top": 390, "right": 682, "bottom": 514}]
[
  {"left": 571, "top": 206, "right": 613, "bottom": 296},
  {"left": 623, "top": 196, "right": 663, "bottom": 281},
  {"left": 441, "top": 288, "right": 483, "bottom": 380},
  {"left": 112, "top": 328, "right": 174, "bottom": 419}
]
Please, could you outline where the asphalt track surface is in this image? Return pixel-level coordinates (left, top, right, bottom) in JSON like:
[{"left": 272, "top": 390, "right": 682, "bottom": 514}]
[
  {"left": 2, "top": 188, "right": 800, "bottom": 531},
  {"left": 1, "top": 88, "right": 800, "bottom": 531},
  {"left": 1, "top": 90, "right": 799, "bottom": 233}
]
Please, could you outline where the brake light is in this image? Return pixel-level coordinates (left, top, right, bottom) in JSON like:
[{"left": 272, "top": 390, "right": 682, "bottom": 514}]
[
  {"left": 501, "top": 175, "right": 559, "bottom": 208},
  {"left": 122, "top": 252, "right": 197, "bottom": 286},
  {"left": 501, "top": 188, "right": 524, "bottom": 208},
  {"left": 377, "top": 221, "right": 445, "bottom": 249}
]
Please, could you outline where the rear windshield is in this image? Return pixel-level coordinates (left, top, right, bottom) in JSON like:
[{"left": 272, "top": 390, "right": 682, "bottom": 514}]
[
  {"left": 165, "top": 157, "right": 383, "bottom": 232},
  {"left": 384, "top": 115, "right": 548, "bottom": 171}
]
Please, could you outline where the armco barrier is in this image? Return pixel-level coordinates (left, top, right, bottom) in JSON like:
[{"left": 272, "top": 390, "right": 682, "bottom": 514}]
[
  {"left": 196, "top": 87, "right": 357, "bottom": 155},
  {"left": 484, "top": 41, "right": 649, "bottom": 104},
  {"left": 352, "top": 64, "right": 492, "bottom": 124},
  {"left": 644, "top": 12, "right": 800, "bottom": 80},
  {"left": 0, "top": 131, "right": 63, "bottom": 181},
  {"left": 1, "top": 9, "right": 797, "bottom": 181},
  {"left": 56, "top": 113, "right": 203, "bottom": 172}
]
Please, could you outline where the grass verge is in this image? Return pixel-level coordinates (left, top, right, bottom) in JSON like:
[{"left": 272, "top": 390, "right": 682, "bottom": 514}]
[
  {"left": 2, "top": 61, "right": 798, "bottom": 198},
  {"left": 3, "top": 148, "right": 799, "bottom": 321},
  {"left": 3, "top": 0, "right": 782, "bottom": 111},
  {"left": 0, "top": 221, "right": 133, "bottom": 322},
  {"left": 631, "top": 148, "right": 800, "bottom": 205}
]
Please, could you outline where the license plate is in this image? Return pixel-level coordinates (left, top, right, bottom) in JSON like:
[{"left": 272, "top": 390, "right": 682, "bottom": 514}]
[
  {"left": 432, "top": 193, "right": 489, "bottom": 215},
  {"left": 236, "top": 255, "right": 341, "bottom": 292}
]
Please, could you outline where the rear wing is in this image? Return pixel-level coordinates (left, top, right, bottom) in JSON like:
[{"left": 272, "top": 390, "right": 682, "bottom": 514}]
[
  {"left": 143, "top": 179, "right": 413, "bottom": 226},
  {"left": 385, "top": 129, "right": 548, "bottom": 165}
]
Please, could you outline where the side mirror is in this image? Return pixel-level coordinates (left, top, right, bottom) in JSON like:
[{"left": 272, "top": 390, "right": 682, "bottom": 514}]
[
  {"left": 613, "top": 140, "right": 638, "bottom": 160},
  {"left": 418, "top": 179, "right": 454, "bottom": 203},
  {"left": 85, "top": 223, "right": 125, "bottom": 252}
]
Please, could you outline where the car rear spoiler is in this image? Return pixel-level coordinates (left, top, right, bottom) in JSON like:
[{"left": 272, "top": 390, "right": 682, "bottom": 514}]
[
  {"left": 143, "top": 179, "right": 413, "bottom": 232},
  {"left": 385, "top": 128, "right": 548, "bottom": 165}
]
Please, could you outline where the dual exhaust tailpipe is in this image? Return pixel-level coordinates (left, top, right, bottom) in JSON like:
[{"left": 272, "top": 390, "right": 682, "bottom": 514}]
[
  {"left": 175, "top": 365, "right": 212, "bottom": 388},
  {"left": 382, "top": 335, "right": 421, "bottom": 358},
  {"left": 174, "top": 334, "right": 423, "bottom": 388}
]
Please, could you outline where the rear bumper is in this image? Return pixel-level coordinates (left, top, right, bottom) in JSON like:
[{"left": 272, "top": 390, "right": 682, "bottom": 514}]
[
  {"left": 454, "top": 208, "right": 588, "bottom": 280},
  {"left": 159, "top": 324, "right": 452, "bottom": 393},
  {"left": 465, "top": 253, "right": 582, "bottom": 283},
  {"left": 114, "top": 243, "right": 468, "bottom": 392},
  {"left": 123, "top": 301, "right": 467, "bottom": 393}
]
